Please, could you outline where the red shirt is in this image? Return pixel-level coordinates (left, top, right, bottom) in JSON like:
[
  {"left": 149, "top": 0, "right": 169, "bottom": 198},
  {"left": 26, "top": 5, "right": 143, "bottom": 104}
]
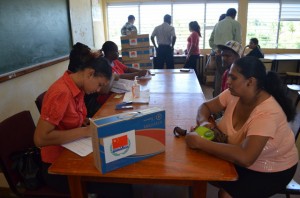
[
  {"left": 187, "top": 31, "right": 200, "bottom": 55},
  {"left": 40, "top": 71, "right": 87, "bottom": 163},
  {"left": 221, "top": 69, "right": 229, "bottom": 92},
  {"left": 112, "top": 60, "right": 128, "bottom": 74}
]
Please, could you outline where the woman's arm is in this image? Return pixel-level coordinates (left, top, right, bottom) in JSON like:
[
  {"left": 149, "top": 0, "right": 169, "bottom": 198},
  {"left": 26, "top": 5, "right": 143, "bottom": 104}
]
[
  {"left": 34, "top": 118, "right": 91, "bottom": 147},
  {"left": 196, "top": 96, "right": 224, "bottom": 126},
  {"left": 186, "top": 133, "right": 269, "bottom": 167},
  {"left": 119, "top": 68, "right": 148, "bottom": 80}
]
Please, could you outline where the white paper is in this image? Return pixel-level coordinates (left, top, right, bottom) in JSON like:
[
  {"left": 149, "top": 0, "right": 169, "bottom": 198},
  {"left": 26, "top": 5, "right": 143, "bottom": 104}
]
[
  {"left": 111, "top": 79, "right": 134, "bottom": 93},
  {"left": 137, "top": 73, "right": 152, "bottom": 80},
  {"left": 62, "top": 137, "right": 93, "bottom": 157},
  {"left": 123, "top": 91, "right": 150, "bottom": 104}
]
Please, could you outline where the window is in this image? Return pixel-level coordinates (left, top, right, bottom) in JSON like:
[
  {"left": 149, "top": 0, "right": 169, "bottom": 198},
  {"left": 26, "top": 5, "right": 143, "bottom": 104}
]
[
  {"left": 107, "top": 5, "right": 139, "bottom": 48},
  {"left": 172, "top": 3, "right": 205, "bottom": 50},
  {"left": 247, "top": 0, "right": 300, "bottom": 49},
  {"left": 107, "top": 1, "right": 239, "bottom": 50}
]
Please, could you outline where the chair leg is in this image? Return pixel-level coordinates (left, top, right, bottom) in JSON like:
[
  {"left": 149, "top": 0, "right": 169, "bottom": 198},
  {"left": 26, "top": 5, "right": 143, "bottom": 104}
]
[{"left": 286, "top": 193, "right": 290, "bottom": 198}]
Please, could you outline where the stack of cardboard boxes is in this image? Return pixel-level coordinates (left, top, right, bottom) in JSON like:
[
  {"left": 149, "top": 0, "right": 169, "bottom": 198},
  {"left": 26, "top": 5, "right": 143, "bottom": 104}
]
[{"left": 120, "top": 32, "right": 153, "bottom": 69}]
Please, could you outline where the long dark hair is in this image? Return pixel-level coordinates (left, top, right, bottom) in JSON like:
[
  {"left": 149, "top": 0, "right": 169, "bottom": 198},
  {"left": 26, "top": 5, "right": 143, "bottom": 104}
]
[
  {"left": 189, "top": 21, "right": 201, "bottom": 37},
  {"left": 234, "top": 56, "right": 295, "bottom": 121},
  {"left": 83, "top": 57, "right": 112, "bottom": 80}
]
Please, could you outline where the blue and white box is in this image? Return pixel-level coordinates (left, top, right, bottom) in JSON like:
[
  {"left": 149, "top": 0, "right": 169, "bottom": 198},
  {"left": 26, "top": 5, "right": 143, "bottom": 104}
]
[{"left": 91, "top": 107, "right": 165, "bottom": 174}]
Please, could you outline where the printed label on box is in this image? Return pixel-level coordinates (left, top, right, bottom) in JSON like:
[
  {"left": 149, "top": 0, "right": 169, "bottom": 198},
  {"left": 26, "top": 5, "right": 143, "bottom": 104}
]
[
  {"left": 129, "top": 50, "right": 137, "bottom": 58},
  {"left": 132, "top": 63, "right": 140, "bottom": 68},
  {"left": 103, "top": 130, "right": 136, "bottom": 163},
  {"left": 129, "top": 38, "right": 137, "bottom": 46}
]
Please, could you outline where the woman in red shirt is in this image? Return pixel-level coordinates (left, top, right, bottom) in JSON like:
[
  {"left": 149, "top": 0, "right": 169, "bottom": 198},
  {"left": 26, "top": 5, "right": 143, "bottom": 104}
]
[
  {"left": 184, "top": 21, "right": 201, "bottom": 71},
  {"left": 34, "top": 50, "right": 133, "bottom": 197}
]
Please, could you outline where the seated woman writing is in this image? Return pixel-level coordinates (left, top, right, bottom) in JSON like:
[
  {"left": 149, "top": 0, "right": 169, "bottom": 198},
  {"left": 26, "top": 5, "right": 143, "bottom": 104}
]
[
  {"left": 186, "top": 56, "right": 298, "bottom": 198},
  {"left": 242, "top": 37, "right": 264, "bottom": 58},
  {"left": 34, "top": 54, "right": 132, "bottom": 197}
]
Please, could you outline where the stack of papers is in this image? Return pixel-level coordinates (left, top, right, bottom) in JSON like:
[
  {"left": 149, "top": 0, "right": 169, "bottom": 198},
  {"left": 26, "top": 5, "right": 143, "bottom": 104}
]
[
  {"left": 123, "top": 91, "right": 150, "bottom": 104},
  {"left": 111, "top": 79, "right": 134, "bottom": 93}
]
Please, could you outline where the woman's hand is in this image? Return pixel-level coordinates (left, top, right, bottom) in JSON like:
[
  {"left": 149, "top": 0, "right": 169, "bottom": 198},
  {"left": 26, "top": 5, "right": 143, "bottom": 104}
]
[
  {"left": 82, "top": 118, "right": 90, "bottom": 127},
  {"left": 185, "top": 132, "right": 204, "bottom": 149},
  {"left": 137, "top": 69, "right": 148, "bottom": 77}
]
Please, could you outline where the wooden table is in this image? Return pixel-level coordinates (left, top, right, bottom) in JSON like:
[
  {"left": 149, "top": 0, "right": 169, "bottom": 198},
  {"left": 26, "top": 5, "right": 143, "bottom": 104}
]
[
  {"left": 264, "top": 53, "right": 300, "bottom": 72},
  {"left": 49, "top": 69, "right": 237, "bottom": 198}
]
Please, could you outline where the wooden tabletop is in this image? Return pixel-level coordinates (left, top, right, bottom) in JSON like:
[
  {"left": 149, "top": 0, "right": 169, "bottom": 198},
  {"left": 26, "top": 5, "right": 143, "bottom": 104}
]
[{"left": 49, "top": 69, "right": 237, "bottom": 198}]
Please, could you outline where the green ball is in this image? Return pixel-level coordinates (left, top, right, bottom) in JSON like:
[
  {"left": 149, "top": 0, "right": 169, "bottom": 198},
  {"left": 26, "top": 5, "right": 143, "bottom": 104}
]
[{"left": 195, "top": 126, "right": 215, "bottom": 141}]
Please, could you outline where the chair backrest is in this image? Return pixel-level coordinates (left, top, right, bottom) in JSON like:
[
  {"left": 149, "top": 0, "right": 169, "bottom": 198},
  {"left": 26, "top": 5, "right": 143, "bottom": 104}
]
[
  {"left": 35, "top": 91, "right": 46, "bottom": 113},
  {"left": 0, "top": 111, "right": 36, "bottom": 197}
]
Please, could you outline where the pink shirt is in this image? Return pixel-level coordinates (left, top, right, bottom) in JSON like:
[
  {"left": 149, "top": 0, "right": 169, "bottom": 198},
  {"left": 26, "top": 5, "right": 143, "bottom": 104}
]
[
  {"left": 41, "top": 71, "right": 87, "bottom": 163},
  {"left": 187, "top": 31, "right": 200, "bottom": 55},
  {"left": 218, "top": 90, "right": 298, "bottom": 172}
]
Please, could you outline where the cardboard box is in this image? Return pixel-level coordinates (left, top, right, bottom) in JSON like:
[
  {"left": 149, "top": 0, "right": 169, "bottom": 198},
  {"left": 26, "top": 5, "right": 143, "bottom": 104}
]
[
  {"left": 121, "top": 34, "right": 149, "bottom": 49},
  {"left": 91, "top": 107, "right": 165, "bottom": 174},
  {"left": 121, "top": 47, "right": 150, "bottom": 62},
  {"left": 123, "top": 59, "right": 153, "bottom": 69}
]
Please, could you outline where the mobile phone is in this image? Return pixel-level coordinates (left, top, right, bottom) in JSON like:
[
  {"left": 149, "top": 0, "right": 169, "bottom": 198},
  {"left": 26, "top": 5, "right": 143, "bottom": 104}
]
[{"left": 180, "top": 69, "right": 190, "bottom": 72}]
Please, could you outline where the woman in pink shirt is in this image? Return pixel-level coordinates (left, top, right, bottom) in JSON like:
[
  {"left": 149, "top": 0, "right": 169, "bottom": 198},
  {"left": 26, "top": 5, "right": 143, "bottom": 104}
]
[
  {"left": 186, "top": 56, "right": 298, "bottom": 198},
  {"left": 184, "top": 21, "right": 201, "bottom": 71}
]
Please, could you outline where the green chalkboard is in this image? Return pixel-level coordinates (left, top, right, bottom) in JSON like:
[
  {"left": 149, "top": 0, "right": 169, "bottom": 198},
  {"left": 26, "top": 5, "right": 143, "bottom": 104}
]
[{"left": 0, "top": 0, "right": 72, "bottom": 79}]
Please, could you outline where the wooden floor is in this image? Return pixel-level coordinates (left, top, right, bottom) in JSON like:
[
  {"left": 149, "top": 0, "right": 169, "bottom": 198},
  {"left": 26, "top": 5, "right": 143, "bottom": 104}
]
[{"left": 1, "top": 84, "right": 300, "bottom": 198}]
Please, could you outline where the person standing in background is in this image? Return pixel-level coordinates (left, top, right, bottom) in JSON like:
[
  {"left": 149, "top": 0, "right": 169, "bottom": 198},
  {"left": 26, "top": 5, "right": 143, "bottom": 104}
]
[
  {"left": 209, "top": 13, "right": 226, "bottom": 50},
  {"left": 210, "top": 8, "right": 242, "bottom": 97},
  {"left": 242, "top": 38, "right": 264, "bottom": 58},
  {"left": 121, "top": 15, "right": 137, "bottom": 36},
  {"left": 151, "top": 14, "right": 176, "bottom": 69},
  {"left": 184, "top": 21, "right": 201, "bottom": 71},
  {"left": 210, "top": 8, "right": 242, "bottom": 48}
]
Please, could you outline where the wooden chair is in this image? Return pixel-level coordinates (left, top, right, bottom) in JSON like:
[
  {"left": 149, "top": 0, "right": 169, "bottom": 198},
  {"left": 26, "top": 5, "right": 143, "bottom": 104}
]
[
  {"left": 0, "top": 111, "right": 69, "bottom": 198},
  {"left": 35, "top": 91, "right": 46, "bottom": 113}
]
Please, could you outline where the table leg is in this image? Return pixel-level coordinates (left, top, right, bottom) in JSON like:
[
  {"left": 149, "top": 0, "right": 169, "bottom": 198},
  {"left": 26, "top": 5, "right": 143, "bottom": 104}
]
[
  {"left": 191, "top": 181, "right": 207, "bottom": 198},
  {"left": 68, "top": 175, "right": 87, "bottom": 198}
]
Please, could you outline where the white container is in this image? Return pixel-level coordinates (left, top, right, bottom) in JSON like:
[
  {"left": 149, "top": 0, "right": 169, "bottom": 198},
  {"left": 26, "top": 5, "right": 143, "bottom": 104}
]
[{"left": 132, "top": 76, "right": 140, "bottom": 98}]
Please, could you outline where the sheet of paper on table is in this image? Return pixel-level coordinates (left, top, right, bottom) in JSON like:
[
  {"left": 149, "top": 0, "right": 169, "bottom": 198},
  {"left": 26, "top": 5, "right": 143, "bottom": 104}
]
[
  {"left": 123, "top": 91, "right": 150, "bottom": 104},
  {"left": 62, "top": 137, "right": 93, "bottom": 157}
]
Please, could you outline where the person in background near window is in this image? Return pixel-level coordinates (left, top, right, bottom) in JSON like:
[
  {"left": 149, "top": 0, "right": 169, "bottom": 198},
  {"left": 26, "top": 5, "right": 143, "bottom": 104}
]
[
  {"left": 121, "top": 15, "right": 137, "bottom": 36},
  {"left": 186, "top": 56, "right": 298, "bottom": 198},
  {"left": 218, "top": 40, "right": 243, "bottom": 92},
  {"left": 242, "top": 38, "right": 264, "bottom": 58},
  {"left": 210, "top": 8, "right": 242, "bottom": 97},
  {"left": 151, "top": 14, "right": 176, "bottom": 69},
  {"left": 101, "top": 41, "right": 149, "bottom": 80},
  {"left": 184, "top": 21, "right": 201, "bottom": 71},
  {"left": 34, "top": 52, "right": 134, "bottom": 197},
  {"left": 209, "top": 13, "right": 226, "bottom": 50}
]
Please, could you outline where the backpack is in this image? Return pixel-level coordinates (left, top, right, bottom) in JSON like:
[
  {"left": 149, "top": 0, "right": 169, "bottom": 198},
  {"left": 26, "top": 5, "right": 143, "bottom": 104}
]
[{"left": 12, "top": 146, "right": 44, "bottom": 190}]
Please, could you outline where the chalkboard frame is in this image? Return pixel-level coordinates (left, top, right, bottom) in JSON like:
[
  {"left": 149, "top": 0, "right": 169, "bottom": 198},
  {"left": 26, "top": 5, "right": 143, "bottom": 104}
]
[{"left": 0, "top": 0, "right": 73, "bottom": 83}]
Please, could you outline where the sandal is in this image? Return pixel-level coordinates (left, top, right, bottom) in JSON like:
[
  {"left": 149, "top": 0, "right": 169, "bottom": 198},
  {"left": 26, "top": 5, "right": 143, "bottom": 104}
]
[{"left": 173, "top": 126, "right": 187, "bottom": 137}]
